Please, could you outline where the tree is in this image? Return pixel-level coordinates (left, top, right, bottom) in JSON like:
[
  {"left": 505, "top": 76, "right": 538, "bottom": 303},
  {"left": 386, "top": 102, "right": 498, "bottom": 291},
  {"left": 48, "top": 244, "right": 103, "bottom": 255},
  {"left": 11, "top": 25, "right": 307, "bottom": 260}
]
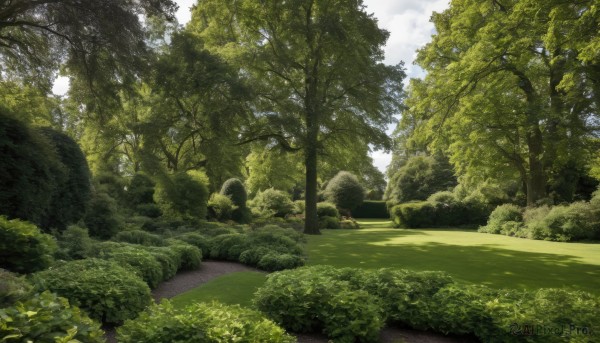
[
  {"left": 405, "top": 0, "right": 599, "bottom": 205},
  {"left": 191, "top": 0, "right": 405, "bottom": 234},
  {"left": 324, "top": 171, "right": 365, "bottom": 214},
  {"left": 220, "top": 178, "right": 248, "bottom": 208}
]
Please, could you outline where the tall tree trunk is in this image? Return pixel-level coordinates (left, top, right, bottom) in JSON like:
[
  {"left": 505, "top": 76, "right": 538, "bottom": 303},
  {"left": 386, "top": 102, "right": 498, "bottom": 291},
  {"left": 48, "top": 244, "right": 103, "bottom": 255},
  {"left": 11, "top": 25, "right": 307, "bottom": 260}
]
[
  {"left": 304, "top": 108, "right": 320, "bottom": 234},
  {"left": 526, "top": 128, "right": 546, "bottom": 206}
]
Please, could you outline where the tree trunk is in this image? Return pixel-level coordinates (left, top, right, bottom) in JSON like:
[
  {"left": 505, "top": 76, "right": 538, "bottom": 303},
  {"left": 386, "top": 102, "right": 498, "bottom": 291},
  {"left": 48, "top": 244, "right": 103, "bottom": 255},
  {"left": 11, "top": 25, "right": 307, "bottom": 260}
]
[
  {"left": 304, "top": 116, "right": 321, "bottom": 235},
  {"left": 526, "top": 128, "right": 546, "bottom": 206}
]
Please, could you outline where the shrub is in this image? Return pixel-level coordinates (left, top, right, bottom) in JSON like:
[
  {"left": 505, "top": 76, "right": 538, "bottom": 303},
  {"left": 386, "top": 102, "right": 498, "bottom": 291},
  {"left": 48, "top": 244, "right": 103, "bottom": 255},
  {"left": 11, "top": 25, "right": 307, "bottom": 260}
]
[
  {"left": 57, "top": 225, "right": 92, "bottom": 260},
  {"left": 391, "top": 201, "right": 436, "bottom": 228},
  {"left": 220, "top": 178, "right": 248, "bottom": 208},
  {"left": 144, "top": 246, "right": 180, "bottom": 281},
  {"left": 0, "top": 291, "right": 105, "bottom": 343},
  {"left": 126, "top": 173, "right": 156, "bottom": 207},
  {"left": 207, "top": 193, "right": 235, "bottom": 221},
  {"left": 479, "top": 204, "right": 524, "bottom": 235},
  {"left": 135, "top": 203, "right": 162, "bottom": 218},
  {"left": 209, "top": 234, "right": 248, "bottom": 260},
  {"left": 317, "top": 202, "right": 339, "bottom": 218},
  {"left": 293, "top": 200, "right": 305, "bottom": 214},
  {"left": 0, "top": 217, "right": 56, "bottom": 273},
  {"left": 0, "top": 269, "right": 32, "bottom": 308},
  {"left": 33, "top": 258, "right": 152, "bottom": 324},
  {"left": 154, "top": 172, "right": 209, "bottom": 220},
  {"left": 427, "top": 191, "right": 458, "bottom": 204},
  {"left": 239, "top": 247, "right": 277, "bottom": 266},
  {"left": 175, "top": 232, "right": 212, "bottom": 258},
  {"left": 114, "top": 230, "right": 165, "bottom": 246},
  {"left": 391, "top": 199, "right": 486, "bottom": 228},
  {"left": 0, "top": 112, "right": 62, "bottom": 226},
  {"left": 37, "top": 128, "right": 92, "bottom": 231},
  {"left": 319, "top": 216, "right": 341, "bottom": 230},
  {"left": 340, "top": 219, "right": 360, "bottom": 229},
  {"left": 96, "top": 243, "right": 164, "bottom": 288},
  {"left": 250, "top": 188, "right": 295, "bottom": 218},
  {"left": 257, "top": 253, "right": 304, "bottom": 271},
  {"left": 247, "top": 225, "right": 305, "bottom": 250},
  {"left": 165, "top": 239, "right": 202, "bottom": 270},
  {"left": 324, "top": 171, "right": 366, "bottom": 212},
  {"left": 117, "top": 300, "right": 294, "bottom": 343},
  {"left": 254, "top": 267, "right": 384, "bottom": 342},
  {"left": 198, "top": 224, "right": 240, "bottom": 237},
  {"left": 352, "top": 200, "right": 389, "bottom": 218},
  {"left": 84, "top": 191, "right": 122, "bottom": 239}
]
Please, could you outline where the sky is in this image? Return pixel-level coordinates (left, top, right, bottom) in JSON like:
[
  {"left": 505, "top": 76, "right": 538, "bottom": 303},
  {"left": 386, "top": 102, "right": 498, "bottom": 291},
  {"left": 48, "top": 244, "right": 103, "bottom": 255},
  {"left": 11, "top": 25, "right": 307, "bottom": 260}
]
[{"left": 53, "top": 0, "right": 449, "bottom": 174}]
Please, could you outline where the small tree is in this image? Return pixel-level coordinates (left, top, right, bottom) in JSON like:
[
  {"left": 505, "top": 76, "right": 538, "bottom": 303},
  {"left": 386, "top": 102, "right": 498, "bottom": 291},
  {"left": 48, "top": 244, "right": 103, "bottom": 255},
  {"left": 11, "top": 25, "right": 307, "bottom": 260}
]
[
  {"left": 154, "top": 172, "right": 209, "bottom": 220},
  {"left": 324, "top": 172, "right": 365, "bottom": 215},
  {"left": 220, "top": 178, "right": 248, "bottom": 208}
]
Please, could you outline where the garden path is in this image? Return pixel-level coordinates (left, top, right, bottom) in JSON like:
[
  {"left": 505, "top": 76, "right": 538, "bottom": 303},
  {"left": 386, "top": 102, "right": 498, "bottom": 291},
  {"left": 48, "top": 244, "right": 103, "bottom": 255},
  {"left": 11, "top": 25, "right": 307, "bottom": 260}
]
[{"left": 104, "top": 260, "right": 478, "bottom": 343}]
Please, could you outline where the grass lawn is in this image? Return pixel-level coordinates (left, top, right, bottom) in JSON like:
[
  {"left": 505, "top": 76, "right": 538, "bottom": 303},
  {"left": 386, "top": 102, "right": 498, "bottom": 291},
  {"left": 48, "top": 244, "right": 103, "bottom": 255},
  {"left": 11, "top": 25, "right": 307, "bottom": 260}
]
[{"left": 171, "top": 219, "right": 600, "bottom": 308}]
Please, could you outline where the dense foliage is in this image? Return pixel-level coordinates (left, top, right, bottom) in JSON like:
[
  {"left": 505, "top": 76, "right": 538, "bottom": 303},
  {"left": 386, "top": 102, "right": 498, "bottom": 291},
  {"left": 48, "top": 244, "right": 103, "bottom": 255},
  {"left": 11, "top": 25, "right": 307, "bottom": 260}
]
[
  {"left": 117, "top": 300, "right": 294, "bottom": 343},
  {"left": 324, "top": 171, "right": 366, "bottom": 213},
  {"left": 352, "top": 200, "right": 389, "bottom": 219},
  {"left": 220, "top": 178, "right": 248, "bottom": 208},
  {"left": 0, "top": 269, "right": 32, "bottom": 308},
  {"left": 154, "top": 172, "right": 209, "bottom": 220},
  {"left": 0, "top": 217, "right": 56, "bottom": 274},
  {"left": 84, "top": 191, "right": 122, "bottom": 239},
  {"left": 33, "top": 258, "right": 152, "bottom": 324},
  {"left": 0, "top": 291, "right": 105, "bottom": 343},
  {"left": 250, "top": 188, "right": 295, "bottom": 218}
]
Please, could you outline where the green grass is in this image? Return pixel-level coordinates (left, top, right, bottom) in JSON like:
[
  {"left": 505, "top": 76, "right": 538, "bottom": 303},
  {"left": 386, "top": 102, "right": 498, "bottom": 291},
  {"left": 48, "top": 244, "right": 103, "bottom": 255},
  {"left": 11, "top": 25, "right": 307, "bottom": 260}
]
[
  {"left": 171, "top": 272, "right": 266, "bottom": 308},
  {"left": 171, "top": 219, "right": 600, "bottom": 309}
]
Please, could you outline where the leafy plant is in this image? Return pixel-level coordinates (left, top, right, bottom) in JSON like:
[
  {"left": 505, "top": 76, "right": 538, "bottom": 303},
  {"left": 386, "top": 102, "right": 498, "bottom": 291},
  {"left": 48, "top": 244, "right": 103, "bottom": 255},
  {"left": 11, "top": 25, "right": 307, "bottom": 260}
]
[
  {"left": 319, "top": 216, "right": 341, "bottom": 230},
  {"left": 0, "top": 269, "right": 32, "bottom": 308},
  {"left": 207, "top": 193, "right": 236, "bottom": 221},
  {"left": 0, "top": 216, "right": 56, "bottom": 273},
  {"left": 56, "top": 225, "right": 93, "bottom": 260},
  {"left": 324, "top": 171, "right": 366, "bottom": 213},
  {"left": 316, "top": 202, "right": 339, "bottom": 218},
  {"left": 250, "top": 188, "right": 295, "bottom": 218}
]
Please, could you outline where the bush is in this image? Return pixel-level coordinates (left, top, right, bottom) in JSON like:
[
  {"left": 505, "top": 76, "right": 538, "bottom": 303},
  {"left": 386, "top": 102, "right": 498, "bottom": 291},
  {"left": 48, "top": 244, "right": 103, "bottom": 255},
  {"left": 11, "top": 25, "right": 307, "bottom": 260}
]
[
  {"left": 95, "top": 243, "right": 164, "bottom": 288},
  {"left": 117, "top": 300, "right": 294, "bottom": 343},
  {"left": 479, "top": 204, "right": 524, "bottom": 235},
  {"left": 154, "top": 172, "right": 209, "bottom": 220},
  {"left": 293, "top": 200, "right": 305, "bottom": 214},
  {"left": 319, "top": 216, "right": 341, "bottom": 230},
  {"left": 165, "top": 239, "right": 202, "bottom": 270},
  {"left": 207, "top": 193, "right": 236, "bottom": 221},
  {"left": 352, "top": 200, "right": 389, "bottom": 218},
  {"left": 257, "top": 253, "right": 304, "bottom": 271},
  {"left": 135, "top": 203, "right": 162, "bottom": 218},
  {"left": 527, "top": 202, "right": 598, "bottom": 241},
  {"left": 174, "top": 232, "right": 212, "bottom": 258},
  {"left": 340, "top": 219, "right": 360, "bottom": 229},
  {"left": 0, "top": 269, "right": 32, "bottom": 308},
  {"left": 114, "top": 230, "right": 165, "bottom": 246},
  {"left": 250, "top": 188, "right": 295, "bottom": 218},
  {"left": 126, "top": 173, "right": 156, "bottom": 207},
  {"left": 33, "top": 258, "right": 152, "bottom": 324},
  {"left": 0, "top": 217, "right": 56, "bottom": 273},
  {"left": 317, "top": 202, "right": 339, "bottom": 218},
  {"left": 144, "top": 246, "right": 180, "bottom": 281},
  {"left": 209, "top": 234, "right": 248, "bottom": 260},
  {"left": 0, "top": 291, "right": 105, "bottom": 342},
  {"left": 254, "top": 267, "right": 384, "bottom": 342},
  {"left": 391, "top": 201, "right": 436, "bottom": 228},
  {"left": 220, "top": 178, "right": 248, "bottom": 208},
  {"left": 391, "top": 199, "right": 486, "bottom": 228},
  {"left": 57, "top": 225, "right": 92, "bottom": 260},
  {"left": 324, "top": 171, "right": 366, "bottom": 212},
  {"left": 239, "top": 247, "right": 277, "bottom": 266},
  {"left": 84, "top": 191, "right": 122, "bottom": 239}
]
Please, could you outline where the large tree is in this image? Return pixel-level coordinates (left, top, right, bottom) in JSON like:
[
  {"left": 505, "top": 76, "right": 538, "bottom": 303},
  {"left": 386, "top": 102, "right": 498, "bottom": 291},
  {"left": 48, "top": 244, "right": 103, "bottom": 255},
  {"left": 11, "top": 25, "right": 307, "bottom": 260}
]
[
  {"left": 191, "top": 0, "right": 404, "bottom": 233},
  {"left": 404, "top": 0, "right": 599, "bottom": 205}
]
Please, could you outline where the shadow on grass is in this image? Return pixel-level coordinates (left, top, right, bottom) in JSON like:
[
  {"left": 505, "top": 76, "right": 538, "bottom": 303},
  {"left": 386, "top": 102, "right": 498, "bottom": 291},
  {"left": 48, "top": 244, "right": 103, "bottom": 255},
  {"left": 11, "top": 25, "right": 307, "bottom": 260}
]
[{"left": 308, "top": 229, "right": 600, "bottom": 294}]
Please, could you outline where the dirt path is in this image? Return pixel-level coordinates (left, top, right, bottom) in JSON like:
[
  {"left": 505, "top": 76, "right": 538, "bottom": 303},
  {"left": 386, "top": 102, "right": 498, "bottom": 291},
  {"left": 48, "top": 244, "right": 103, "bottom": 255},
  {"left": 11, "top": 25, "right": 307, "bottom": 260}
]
[{"left": 104, "top": 261, "right": 478, "bottom": 343}]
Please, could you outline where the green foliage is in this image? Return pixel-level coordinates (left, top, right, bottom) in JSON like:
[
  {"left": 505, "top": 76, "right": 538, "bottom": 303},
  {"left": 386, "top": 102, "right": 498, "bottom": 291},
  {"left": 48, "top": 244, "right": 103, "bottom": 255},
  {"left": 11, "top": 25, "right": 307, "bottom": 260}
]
[
  {"left": 385, "top": 155, "right": 457, "bottom": 204},
  {"left": 352, "top": 200, "right": 389, "bottom": 218},
  {"left": 154, "top": 172, "right": 209, "bottom": 220},
  {"left": 257, "top": 253, "right": 305, "bottom": 272},
  {"left": 0, "top": 291, "right": 105, "bottom": 343},
  {"left": 316, "top": 202, "right": 340, "bottom": 218},
  {"left": 319, "top": 216, "right": 341, "bottom": 230},
  {"left": 33, "top": 258, "right": 152, "bottom": 324},
  {"left": 56, "top": 225, "right": 93, "bottom": 260},
  {"left": 84, "top": 191, "right": 122, "bottom": 239},
  {"left": 209, "top": 234, "right": 248, "bottom": 261},
  {"left": 144, "top": 246, "right": 180, "bottom": 281},
  {"left": 0, "top": 217, "right": 56, "bottom": 273},
  {"left": 254, "top": 267, "right": 384, "bottom": 342},
  {"left": 390, "top": 195, "right": 489, "bottom": 228},
  {"left": 207, "top": 193, "right": 236, "bottom": 221},
  {"left": 293, "top": 200, "right": 305, "bottom": 214},
  {"left": 479, "top": 204, "right": 524, "bottom": 235},
  {"left": 95, "top": 243, "right": 164, "bottom": 289},
  {"left": 391, "top": 201, "right": 436, "bottom": 228},
  {"left": 37, "top": 128, "right": 92, "bottom": 231},
  {"left": 114, "top": 230, "right": 165, "bottom": 246},
  {"left": 174, "top": 232, "right": 212, "bottom": 258},
  {"left": 250, "top": 188, "right": 294, "bottom": 218},
  {"left": 0, "top": 269, "right": 32, "bottom": 308},
  {"left": 220, "top": 178, "right": 247, "bottom": 208},
  {"left": 340, "top": 219, "right": 360, "bottom": 230},
  {"left": 165, "top": 240, "right": 203, "bottom": 270},
  {"left": 135, "top": 203, "right": 162, "bottom": 218},
  {"left": 0, "top": 112, "right": 62, "bottom": 227},
  {"left": 117, "top": 300, "right": 294, "bottom": 343},
  {"left": 324, "top": 171, "right": 366, "bottom": 212},
  {"left": 126, "top": 173, "right": 156, "bottom": 207}
]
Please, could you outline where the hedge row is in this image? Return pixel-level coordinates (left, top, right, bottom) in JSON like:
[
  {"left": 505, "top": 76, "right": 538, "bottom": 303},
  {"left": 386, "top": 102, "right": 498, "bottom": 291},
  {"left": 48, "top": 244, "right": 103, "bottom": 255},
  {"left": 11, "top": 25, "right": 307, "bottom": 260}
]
[
  {"left": 255, "top": 266, "right": 600, "bottom": 343},
  {"left": 390, "top": 199, "right": 489, "bottom": 228},
  {"left": 352, "top": 200, "right": 389, "bottom": 218}
]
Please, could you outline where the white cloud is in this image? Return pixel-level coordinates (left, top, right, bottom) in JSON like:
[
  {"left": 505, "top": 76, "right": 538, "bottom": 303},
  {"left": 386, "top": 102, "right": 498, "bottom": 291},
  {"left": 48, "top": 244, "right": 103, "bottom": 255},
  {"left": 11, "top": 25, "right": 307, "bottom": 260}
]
[{"left": 52, "top": 76, "right": 69, "bottom": 96}]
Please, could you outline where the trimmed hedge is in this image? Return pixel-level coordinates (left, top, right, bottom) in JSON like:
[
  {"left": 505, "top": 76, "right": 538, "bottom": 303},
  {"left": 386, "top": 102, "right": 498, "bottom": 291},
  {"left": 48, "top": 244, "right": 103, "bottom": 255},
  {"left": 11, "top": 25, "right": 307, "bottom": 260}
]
[
  {"left": 117, "top": 300, "right": 294, "bottom": 343},
  {"left": 0, "top": 291, "right": 105, "bottom": 342},
  {"left": 32, "top": 258, "right": 152, "bottom": 324},
  {"left": 0, "top": 216, "right": 56, "bottom": 274},
  {"left": 353, "top": 200, "right": 389, "bottom": 218},
  {"left": 390, "top": 200, "right": 488, "bottom": 228}
]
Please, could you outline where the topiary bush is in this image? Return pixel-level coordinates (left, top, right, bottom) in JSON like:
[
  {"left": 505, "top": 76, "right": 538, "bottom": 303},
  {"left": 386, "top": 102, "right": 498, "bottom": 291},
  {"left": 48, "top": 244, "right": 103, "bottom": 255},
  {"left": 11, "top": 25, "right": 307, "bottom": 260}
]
[
  {"left": 479, "top": 204, "right": 524, "bottom": 235},
  {"left": 254, "top": 267, "right": 384, "bottom": 342},
  {"left": 207, "top": 193, "right": 235, "bottom": 221},
  {"left": 56, "top": 225, "right": 93, "bottom": 260},
  {"left": 324, "top": 171, "right": 366, "bottom": 214},
  {"left": 95, "top": 243, "right": 164, "bottom": 289},
  {"left": 117, "top": 300, "right": 294, "bottom": 343},
  {"left": 316, "top": 202, "right": 339, "bottom": 218},
  {"left": 257, "top": 253, "right": 305, "bottom": 272},
  {"left": 0, "top": 291, "right": 105, "bottom": 343},
  {"left": 250, "top": 188, "right": 295, "bottom": 218},
  {"left": 165, "top": 239, "right": 202, "bottom": 270},
  {"left": 114, "top": 230, "right": 165, "bottom": 246},
  {"left": 32, "top": 258, "right": 152, "bottom": 324},
  {"left": 84, "top": 191, "right": 122, "bottom": 239},
  {"left": 0, "top": 217, "right": 56, "bottom": 273},
  {"left": 154, "top": 172, "right": 209, "bottom": 220},
  {"left": 220, "top": 178, "right": 248, "bottom": 208}
]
